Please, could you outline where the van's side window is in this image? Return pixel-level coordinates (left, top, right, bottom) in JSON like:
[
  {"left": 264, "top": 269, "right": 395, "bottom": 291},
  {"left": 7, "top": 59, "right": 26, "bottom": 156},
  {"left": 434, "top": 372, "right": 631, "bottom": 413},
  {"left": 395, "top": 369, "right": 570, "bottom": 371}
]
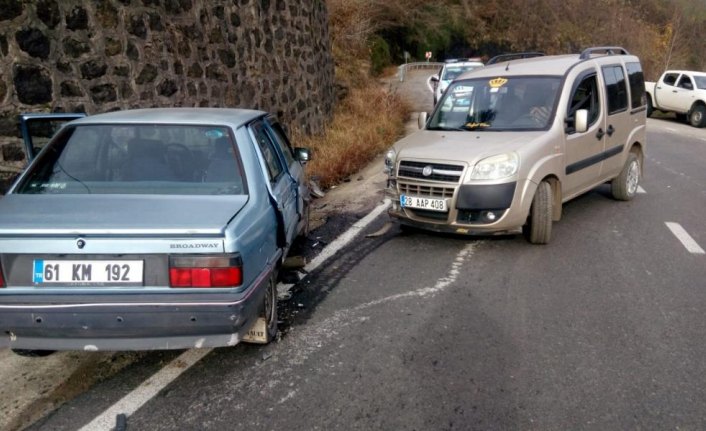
[
  {"left": 568, "top": 74, "right": 600, "bottom": 129},
  {"left": 625, "top": 62, "right": 646, "bottom": 109},
  {"left": 602, "top": 65, "right": 628, "bottom": 115}
]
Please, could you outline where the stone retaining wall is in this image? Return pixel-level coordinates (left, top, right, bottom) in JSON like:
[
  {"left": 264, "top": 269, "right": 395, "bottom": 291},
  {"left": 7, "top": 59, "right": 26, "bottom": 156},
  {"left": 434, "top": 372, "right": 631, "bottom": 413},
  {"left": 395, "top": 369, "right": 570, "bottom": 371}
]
[{"left": 0, "top": 0, "right": 334, "bottom": 177}]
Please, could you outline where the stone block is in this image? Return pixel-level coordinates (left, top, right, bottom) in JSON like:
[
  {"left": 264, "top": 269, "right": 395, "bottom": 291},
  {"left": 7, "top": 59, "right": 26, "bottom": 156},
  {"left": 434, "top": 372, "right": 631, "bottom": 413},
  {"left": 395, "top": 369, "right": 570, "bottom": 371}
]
[
  {"left": 15, "top": 28, "right": 50, "bottom": 59},
  {"left": 60, "top": 81, "right": 84, "bottom": 97},
  {"left": 63, "top": 38, "right": 91, "bottom": 58},
  {"left": 66, "top": 6, "right": 89, "bottom": 31},
  {"left": 13, "top": 64, "right": 52, "bottom": 105},
  {"left": 90, "top": 83, "right": 117, "bottom": 103},
  {"left": 105, "top": 38, "right": 122, "bottom": 56},
  {"left": 2, "top": 143, "right": 25, "bottom": 162},
  {"left": 136, "top": 64, "right": 158, "bottom": 84},
  {"left": 80, "top": 60, "right": 108, "bottom": 80},
  {"left": 0, "top": 0, "right": 22, "bottom": 21}
]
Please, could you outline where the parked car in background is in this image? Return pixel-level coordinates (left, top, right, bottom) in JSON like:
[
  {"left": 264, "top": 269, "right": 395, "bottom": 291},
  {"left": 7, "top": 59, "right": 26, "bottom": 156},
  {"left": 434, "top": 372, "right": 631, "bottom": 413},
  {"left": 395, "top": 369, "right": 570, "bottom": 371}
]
[
  {"left": 386, "top": 47, "right": 646, "bottom": 244},
  {"left": 645, "top": 70, "right": 706, "bottom": 127},
  {"left": 0, "top": 108, "right": 311, "bottom": 355},
  {"left": 430, "top": 58, "right": 484, "bottom": 105}
]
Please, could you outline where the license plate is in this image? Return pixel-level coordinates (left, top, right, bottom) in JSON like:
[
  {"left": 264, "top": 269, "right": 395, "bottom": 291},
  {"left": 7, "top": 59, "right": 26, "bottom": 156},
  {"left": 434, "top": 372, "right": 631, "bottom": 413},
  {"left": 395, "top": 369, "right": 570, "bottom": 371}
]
[
  {"left": 400, "top": 194, "right": 448, "bottom": 212},
  {"left": 33, "top": 260, "right": 144, "bottom": 285}
]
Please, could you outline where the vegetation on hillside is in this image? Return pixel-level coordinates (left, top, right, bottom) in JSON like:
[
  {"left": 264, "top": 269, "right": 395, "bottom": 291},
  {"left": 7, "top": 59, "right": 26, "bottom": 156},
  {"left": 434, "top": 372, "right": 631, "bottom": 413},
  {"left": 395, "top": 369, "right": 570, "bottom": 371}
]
[{"left": 329, "top": 0, "right": 706, "bottom": 80}]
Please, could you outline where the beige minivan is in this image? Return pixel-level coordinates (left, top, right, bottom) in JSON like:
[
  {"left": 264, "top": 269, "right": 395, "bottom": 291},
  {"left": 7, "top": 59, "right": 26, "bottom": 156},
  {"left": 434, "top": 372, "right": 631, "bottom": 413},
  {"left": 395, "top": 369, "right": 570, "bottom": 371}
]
[{"left": 385, "top": 47, "right": 646, "bottom": 244}]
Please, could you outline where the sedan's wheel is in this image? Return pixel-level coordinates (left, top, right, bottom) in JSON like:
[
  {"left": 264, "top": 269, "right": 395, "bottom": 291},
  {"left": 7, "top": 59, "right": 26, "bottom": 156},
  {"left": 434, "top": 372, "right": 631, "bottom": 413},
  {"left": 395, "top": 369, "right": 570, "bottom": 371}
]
[
  {"left": 523, "top": 180, "right": 552, "bottom": 245},
  {"left": 689, "top": 105, "right": 706, "bottom": 128},
  {"left": 611, "top": 152, "right": 640, "bottom": 201},
  {"left": 261, "top": 273, "right": 278, "bottom": 343},
  {"left": 11, "top": 349, "right": 55, "bottom": 358}
]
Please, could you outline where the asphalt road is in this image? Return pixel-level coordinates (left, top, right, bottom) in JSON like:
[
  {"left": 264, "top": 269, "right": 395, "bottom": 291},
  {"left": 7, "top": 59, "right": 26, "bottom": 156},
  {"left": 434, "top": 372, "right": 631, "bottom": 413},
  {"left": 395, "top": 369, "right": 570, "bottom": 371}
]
[{"left": 13, "top": 71, "right": 706, "bottom": 430}]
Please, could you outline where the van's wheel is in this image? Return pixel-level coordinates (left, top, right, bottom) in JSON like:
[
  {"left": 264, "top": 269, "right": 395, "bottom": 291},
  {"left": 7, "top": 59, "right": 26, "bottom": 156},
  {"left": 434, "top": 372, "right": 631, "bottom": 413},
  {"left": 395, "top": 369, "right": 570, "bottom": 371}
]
[
  {"left": 646, "top": 97, "right": 654, "bottom": 117},
  {"left": 11, "top": 349, "right": 55, "bottom": 358},
  {"left": 689, "top": 105, "right": 706, "bottom": 127},
  {"left": 523, "top": 181, "right": 552, "bottom": 245},
  {"left": 261, "top": 273, "right": 278, "bottom": 343},
  {"left": 611, "top": 152, "right": 640, "bottom": 201}
]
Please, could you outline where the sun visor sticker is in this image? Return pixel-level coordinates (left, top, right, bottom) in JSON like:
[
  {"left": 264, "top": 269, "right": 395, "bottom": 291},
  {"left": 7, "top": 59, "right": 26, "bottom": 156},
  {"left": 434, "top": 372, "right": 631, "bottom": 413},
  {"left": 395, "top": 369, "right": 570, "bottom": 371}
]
[
  {"left": 205, "top": 129, "right": 225, "bottom": 139},
  {"left": 489, "top": 77, "right": 508, "bottom": 93}
]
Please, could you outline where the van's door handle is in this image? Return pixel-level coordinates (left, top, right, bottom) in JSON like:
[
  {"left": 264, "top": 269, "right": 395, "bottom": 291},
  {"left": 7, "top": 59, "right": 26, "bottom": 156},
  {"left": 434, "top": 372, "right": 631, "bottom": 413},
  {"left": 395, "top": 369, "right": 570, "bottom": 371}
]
[
  {"left": 606, "top": 125, "right": 615, "bottom": 137},
  {"left": 596, "top": 128, "right": 605, "bottom": 140}
]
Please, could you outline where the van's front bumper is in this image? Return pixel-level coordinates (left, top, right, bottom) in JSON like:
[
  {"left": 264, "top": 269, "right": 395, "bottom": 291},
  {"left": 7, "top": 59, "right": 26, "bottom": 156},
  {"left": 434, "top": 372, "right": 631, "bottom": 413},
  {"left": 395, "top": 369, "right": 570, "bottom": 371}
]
[
  {"left": 387, "top": 178, "right": 537, "bottom": 235},
  {"left": 0, "top": 270, "right": 271, "bottom": 351}
]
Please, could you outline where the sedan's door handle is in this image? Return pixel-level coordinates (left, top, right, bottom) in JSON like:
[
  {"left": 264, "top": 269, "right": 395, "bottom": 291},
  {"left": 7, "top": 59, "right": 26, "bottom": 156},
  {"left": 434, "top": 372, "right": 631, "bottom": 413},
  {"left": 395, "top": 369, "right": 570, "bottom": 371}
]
[
  {"left": 606, "top": 124, "right": 615, "bottom": 137},
  {"left": 596, "top": 128, "right": 605, "bottom": 140}
]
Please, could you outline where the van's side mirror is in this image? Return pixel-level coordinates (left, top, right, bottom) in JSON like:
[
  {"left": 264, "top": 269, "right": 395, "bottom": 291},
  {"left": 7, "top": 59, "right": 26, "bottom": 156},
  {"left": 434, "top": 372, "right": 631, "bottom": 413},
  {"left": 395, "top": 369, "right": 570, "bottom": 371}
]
[
  {"left": 575, "top": 109, "right": 588, "bottom": 133},
  {"left": 294, "top": 147, "right": 311, "bottom": 165},
  {"left": 430, "top": 75, "right": 439, "bottom": 83},
  {"left": 418, "top": 112, "right": 428, "bottom": 129}
]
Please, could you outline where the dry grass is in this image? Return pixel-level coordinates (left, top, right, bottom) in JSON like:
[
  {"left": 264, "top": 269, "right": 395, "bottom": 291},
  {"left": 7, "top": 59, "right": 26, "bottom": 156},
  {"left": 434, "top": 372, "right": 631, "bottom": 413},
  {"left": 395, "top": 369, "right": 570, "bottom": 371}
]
[{"left": 293, "top": 84, "right": 410, "bottom": 189}]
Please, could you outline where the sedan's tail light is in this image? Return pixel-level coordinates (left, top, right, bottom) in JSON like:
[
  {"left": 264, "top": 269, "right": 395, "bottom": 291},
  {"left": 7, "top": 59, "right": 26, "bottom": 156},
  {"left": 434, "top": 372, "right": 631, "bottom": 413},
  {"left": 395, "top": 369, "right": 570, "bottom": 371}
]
[{"left": 169, "top": 255, "right": 242, "bottom": 288}]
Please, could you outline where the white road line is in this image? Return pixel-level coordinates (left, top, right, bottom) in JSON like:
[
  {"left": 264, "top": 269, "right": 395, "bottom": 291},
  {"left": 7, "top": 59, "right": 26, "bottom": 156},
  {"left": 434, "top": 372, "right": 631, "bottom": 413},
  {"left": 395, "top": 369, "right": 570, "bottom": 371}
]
[
  {"left": 78, "top": 349, "right": 210, "bottom": 431},
  {"left": 79, "top": 199, "right": 392, "bottom": 430},
  {"left": 665, "top": 222, "right": 705, "bottom": 254},
  {"left": 637, "top": 186, "right": 646, "bottom": 194}
]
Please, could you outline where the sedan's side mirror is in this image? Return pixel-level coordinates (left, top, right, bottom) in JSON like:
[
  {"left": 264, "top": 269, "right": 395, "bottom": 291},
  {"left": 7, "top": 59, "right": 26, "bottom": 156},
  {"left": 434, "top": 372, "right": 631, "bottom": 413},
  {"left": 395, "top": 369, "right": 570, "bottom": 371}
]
[
  {"left": 575, "top": 109, "right": 588, "bottom": 133},
  {"left": 294, "top": 147, "right": 311, "bottom": 165},
  {"left": 418, "top": 112, "right": 428, "bottom": 129}
]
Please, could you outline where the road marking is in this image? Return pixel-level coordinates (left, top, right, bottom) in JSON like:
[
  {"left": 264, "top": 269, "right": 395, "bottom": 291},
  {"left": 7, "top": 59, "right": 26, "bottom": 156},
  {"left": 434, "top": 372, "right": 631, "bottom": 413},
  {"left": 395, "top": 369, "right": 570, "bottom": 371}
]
[
  {"left": 79, "top": 199, "right": 393, "bottom": 429},
  {"left": 637, "top": 186, "right": 646, "bottom": 194},
  {"left": 665, "top": 222, "right": 705, "bottom": 254},
  {"left": 78, "top": 349, "right": 210, "bottom": 431},
  {"left": 665, "top": 127, "right": 677, "bottom": 132}
]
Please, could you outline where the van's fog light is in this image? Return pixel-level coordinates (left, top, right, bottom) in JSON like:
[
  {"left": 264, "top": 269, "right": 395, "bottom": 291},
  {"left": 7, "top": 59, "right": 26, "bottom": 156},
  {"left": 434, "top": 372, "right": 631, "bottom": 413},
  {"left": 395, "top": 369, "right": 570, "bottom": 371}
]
[{"left": 483, "top": 211, "right": 497, "bottom": 222}]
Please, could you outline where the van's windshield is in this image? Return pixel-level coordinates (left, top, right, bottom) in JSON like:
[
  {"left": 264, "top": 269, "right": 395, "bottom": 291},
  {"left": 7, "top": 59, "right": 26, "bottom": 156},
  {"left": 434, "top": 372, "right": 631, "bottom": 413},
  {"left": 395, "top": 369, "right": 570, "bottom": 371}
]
[{"left": 428, "top": 76, "right": 562, "bottom": 131}]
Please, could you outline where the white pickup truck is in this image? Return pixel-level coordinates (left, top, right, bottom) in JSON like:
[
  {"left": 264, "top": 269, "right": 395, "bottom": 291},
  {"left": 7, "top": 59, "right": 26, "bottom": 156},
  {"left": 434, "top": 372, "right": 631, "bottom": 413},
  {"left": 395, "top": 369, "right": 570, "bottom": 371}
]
[{"left": 645, "top": 70, "right": 706, "bottom": 127}]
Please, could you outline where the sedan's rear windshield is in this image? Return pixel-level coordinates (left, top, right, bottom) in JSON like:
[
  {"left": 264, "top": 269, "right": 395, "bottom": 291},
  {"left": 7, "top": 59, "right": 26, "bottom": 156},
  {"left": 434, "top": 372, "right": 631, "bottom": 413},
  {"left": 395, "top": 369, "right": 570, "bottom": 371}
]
[
  {"left": 429, "top": 76, "right": 562, "bottom": 131},
  {"left": 15, "top": 124, "right": 247, "bottom": 195}
]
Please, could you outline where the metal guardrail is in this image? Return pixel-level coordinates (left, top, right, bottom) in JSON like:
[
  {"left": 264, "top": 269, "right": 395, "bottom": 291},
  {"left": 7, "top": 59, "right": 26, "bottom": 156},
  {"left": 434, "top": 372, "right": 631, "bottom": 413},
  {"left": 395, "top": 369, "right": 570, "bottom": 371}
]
[{"left": 398, "top": 62, "right": 444, "bottom": 82}]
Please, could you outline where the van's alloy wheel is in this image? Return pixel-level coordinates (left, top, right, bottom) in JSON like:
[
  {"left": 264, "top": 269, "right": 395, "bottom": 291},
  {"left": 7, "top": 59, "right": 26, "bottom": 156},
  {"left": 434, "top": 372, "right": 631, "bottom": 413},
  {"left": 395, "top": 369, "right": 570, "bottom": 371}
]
[
  {"left": 523, "top": 180, "right": 552, "bottom": 245},
  {"left": 611, "top": 152, "right": 640, "bottom": 201},
  {"left": 690, "top": 105, "right": 706, "bottom": 128}
]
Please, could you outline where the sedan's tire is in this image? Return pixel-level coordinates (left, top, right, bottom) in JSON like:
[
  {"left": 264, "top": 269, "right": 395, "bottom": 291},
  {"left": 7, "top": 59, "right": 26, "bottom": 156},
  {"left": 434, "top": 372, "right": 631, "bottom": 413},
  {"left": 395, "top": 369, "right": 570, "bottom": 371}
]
[
  {"left": 689, "top": 105, "right": 706, "bottom": 128},
  {"left": 261, "top": 273, "right": 278, "bottom": 344},
  {"left": 523, "top": 181, "right": 552, "bottom": 245},
  {"left": 611, "top": 152, "right": 640, "bottom": 201},
  {"left": 11, "top": 349, "right": 55, "bottom": 358},
  {"left": 646, "top": 97, "right": 654, "bottom": 117}
]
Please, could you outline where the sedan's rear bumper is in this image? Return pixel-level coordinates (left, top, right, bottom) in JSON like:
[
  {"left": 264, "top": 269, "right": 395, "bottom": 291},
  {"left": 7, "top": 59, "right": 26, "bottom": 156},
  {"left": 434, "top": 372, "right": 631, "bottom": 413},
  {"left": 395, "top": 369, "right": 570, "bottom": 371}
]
[{"left": 0, "top": 268, "right": 272, "bottom": 351}]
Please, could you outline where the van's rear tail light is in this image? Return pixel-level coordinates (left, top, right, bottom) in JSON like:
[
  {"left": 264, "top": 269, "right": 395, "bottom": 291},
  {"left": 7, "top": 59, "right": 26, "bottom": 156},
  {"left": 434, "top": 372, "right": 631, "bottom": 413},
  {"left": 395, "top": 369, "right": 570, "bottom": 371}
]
[{"left": 169, "top": 255, "right": 242, "bottom": 288}]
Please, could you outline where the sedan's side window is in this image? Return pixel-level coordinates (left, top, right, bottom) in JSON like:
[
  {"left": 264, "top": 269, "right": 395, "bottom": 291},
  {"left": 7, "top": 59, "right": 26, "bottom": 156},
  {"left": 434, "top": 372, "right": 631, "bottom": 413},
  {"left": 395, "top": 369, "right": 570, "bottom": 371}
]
[
  {"left": 251, "top": 122, "right": 284, "bottom": 182},
  {"left": 266, "top": 121, "right": 296, "bottom": 167}
]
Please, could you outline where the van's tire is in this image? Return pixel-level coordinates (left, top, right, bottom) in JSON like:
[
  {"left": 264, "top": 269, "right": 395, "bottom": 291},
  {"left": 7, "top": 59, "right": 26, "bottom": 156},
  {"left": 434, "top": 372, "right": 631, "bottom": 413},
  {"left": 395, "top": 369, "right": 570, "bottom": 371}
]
[
  {"left": 646, "top": 97, "right": 654, "bottom": 117},
  {"left": 11, "top": 349, "right": 55, "bottom": 358},
  {"left": 523, "top": 181, "right": 552, "bottom": 245},
  {"left": 689, "top": 105, "right": 706, "bottom": 128},
  {"left": 611, "top": 152, "right": 640, "bottom": 201}
]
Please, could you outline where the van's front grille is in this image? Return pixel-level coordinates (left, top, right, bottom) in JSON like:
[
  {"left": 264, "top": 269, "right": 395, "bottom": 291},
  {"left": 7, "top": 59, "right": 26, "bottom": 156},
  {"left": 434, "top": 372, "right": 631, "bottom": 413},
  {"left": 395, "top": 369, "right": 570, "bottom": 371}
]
[
  {"left": 398, "top": 182, "right": 455, "bottom": 198},
  {"left": 407, "top": 209, "right": 450, "bottom": 221},
  {"left": 397, "top": 161, "right": 464, "bottom": 183}
]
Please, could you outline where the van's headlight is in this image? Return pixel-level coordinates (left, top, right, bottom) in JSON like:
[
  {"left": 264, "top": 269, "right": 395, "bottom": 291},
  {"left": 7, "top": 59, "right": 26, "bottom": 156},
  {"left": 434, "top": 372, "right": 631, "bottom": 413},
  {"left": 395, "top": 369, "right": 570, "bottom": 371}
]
[
  {"left": 469, "top": 152, "right": 519, "bottom": 180},
  {"left": 384, "top": 149, "right": 396, "bottom": 174}
]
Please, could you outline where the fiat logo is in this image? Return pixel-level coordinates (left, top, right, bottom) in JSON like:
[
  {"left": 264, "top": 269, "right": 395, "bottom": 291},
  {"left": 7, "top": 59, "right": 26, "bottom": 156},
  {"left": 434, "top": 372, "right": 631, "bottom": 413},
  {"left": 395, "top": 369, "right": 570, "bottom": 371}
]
[{"left": 422, "top": 165, "right": 434, "bottom": 177}]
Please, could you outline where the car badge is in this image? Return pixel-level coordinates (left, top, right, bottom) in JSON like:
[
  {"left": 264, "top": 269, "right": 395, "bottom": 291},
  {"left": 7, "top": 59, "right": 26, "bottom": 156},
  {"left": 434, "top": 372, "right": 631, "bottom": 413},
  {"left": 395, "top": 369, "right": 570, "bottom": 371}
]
[
  {"left": 77, "top": 239, "right": 86, "bottom": 249},
  {"left": 422, "top": 166, "right": 434, "bottom": 177}
]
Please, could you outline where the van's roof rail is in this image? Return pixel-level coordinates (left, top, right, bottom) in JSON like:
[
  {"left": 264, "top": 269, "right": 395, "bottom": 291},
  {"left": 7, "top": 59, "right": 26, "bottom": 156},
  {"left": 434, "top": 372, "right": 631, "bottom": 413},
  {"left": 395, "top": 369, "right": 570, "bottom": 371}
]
[
  {"left": 486, "top": 52, "right": 544, "bottom": 65},
  {"left": 579, "top": 46, "right": 630, "bottom": 59}
]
